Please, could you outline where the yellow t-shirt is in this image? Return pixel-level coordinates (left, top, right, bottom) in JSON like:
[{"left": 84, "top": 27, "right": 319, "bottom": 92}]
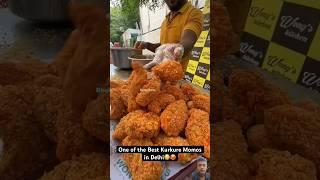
[{"left": 160, "top": 2, "right": 203, "bottom": 69}]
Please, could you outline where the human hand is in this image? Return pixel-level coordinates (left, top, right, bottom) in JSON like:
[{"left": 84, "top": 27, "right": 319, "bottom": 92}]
[
  {"left": 134, "top": 41, "right": 148, "bottom": 49},
  {"left": 143, "top": 43, "right": 184, "bottom": 69}
]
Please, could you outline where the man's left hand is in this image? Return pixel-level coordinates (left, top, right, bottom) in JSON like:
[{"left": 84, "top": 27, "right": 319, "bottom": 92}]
[
  {"left": 162, "top": 43, "right": 184, "bottom": 61},
  {"left": 144, "top": 43, "right": 184, "bottom": 69}
]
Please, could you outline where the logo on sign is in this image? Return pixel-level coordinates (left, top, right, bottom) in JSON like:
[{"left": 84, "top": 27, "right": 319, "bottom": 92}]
[
  {"left": 240, "top": 42, "right": 263, "bottom": 58},
  {"left": 203, "top": 83, "right": 210, "bottom": 90},
  {"left": 250, "top": 7, "right": 276, "bottom": 20},
  {"left": 240, "top": 42, "right": 264, "bottom": 66},
  {"left": 302, "top": 72, "right": 320, "bottom": 87},
  {"left": 184, "top": 74, "right": 193, "bottom": 82},
  {"left": 267, "top": 56, "right": 296, "bottom": 74},
  {"left": 192, "top": 51, "right": 200, "bottom": 59},
  {"left": 271, "top": 2, "right": 319, "bottom": 54},
  {"left": 280, "top": 16, "right": 313, "bottom": 33},
  {"left": 249, "top": 6, "right": 276, "bottom": 30},
  {"left": 197, "top": 66, "right": 209, "bottom": 76},
  {"left": 280, "top": 16, "right": 313, "bottom": 43}
]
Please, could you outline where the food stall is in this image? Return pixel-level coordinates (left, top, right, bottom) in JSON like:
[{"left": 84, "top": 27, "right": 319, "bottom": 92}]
[
  {"left": 109, "top": 0, "right": 210, "bottom": 179},
  {"left": 213, "top": 0, "right": 320, "bottom": 179}
]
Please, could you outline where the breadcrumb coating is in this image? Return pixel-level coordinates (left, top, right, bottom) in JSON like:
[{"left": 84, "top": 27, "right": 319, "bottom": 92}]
[
  {"left": 162, "top": 83, "right": 187, "bottom": 101},
  {"left": 247, "top": 124, "right": 273, "bottom": 153},
  {"left": 136, "top": 75, "right": 161, "bottom": 107},
  {"left": 213, "top": 121, "right": 251, "bottom": 180},
  {"left": 83, "top": 93, "right": 108, "bottom": 142},
  {"left": 125, "top": 112, "right": 160, "bottom": 139},
  {"left": 127, "top": 62, "right": 147, "bottom": 112},
  {"left": 160, "top": 100, "right": 188, "bottom": 136},
  {"left": 180, "top": 83, "right": 201, "bottom": 100},
  {"left": 110, "top": 88, "right": 127, "bottom": 120},
  {"left": 33, "top": 87, "right": 64, "bottom": 142},
  {"left": 264, "top": 105, "right": 320, "bottom": 175},
  {"left": 185, "top": 109, "right": 210, "bottom": 158},
  {"left": 191, "top": 94, "right": 210, "bottom": 113},
  {"left": 122, "top": 137, "right": 163, "bottom": 180},
  {"left": 152, "top": 61, "right": 184, "bottom": 82},
  {"left": 252, "top": 148, "right": 317, "bottom": 180},
  {"left": 112, "top": 110, "right": 145, "bottom": 141},
  {"left": 39, "top": 153, "right": 107, "bottom": 180},
  {"left": 147, "top": 92, "right": 175, "bottom": 114}
]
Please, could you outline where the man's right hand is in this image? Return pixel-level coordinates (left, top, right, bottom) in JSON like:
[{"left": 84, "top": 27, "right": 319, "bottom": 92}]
[
  {"left": 134, "top": 41, "right": 147, "bottom": 49},
  {"left": 134, "top": 42, "right": 161, "bottom": 53}
]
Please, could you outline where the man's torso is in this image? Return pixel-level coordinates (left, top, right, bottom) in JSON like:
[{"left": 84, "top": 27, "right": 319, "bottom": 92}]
[{"left": 160, "top": 2, "right": 202, "bottom": 69}]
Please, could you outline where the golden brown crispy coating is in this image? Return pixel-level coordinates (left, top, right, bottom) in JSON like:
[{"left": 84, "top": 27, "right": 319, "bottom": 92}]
[
  {"left": 231, "top": 105, "right": 253, "bottom": 130},
  {"left": 0, "top": 62, "right": 49, "bottom": 86},
  {"left": 122, "top": 136, "right": 153, "bottom": 146},
  {"left": 128, "top": 62, "right": 148, "bottom": 96},
  {"left": 83, "top": 93, "right": 108, "bottom": 142},
  {"left": 133, "top": 160, "right": 163, "bottom": 180},
  {"left": 228, "top": 69, "right": 265, "bottom": 105},
  {"left": 229, "top": 69, "right": 290, "bottom": 124},
  {"left": 152, "top": 61, "right": 184, "bottom": 82},
  {"left": 212, "top": 1, "right": 235, "bottom": 58},
  {"left": 112, "top": 110, "right": 145, "bottom": 141},
  {"left": 252, "top": 149, "right": 317, "bottom": 180},
  {"left": 160, "top": 100, "right": 188, "bottom": 136},
  {"left": 153, "top": 133, "right": 197, "bottom": 164},
  {"left": 247, "top": 124, "right": 273, "bottom": 153},
  {"left": 247, "top": 85, "right": 291, "bottom": 124},
  {"left": 33, "top": 87, "right": 64, "bottom": 142},
  {"left": 264, "top": 105, "right": 320, "bottom": 174},
  {"left": 122, "top": 137, "right": 163, "bottom": 180},
  {"left": 213, "top": 121, "right": 251, "bottom": 180},
  {"left": 39, "top": 153, "right": 107, "bottom": 180},
  {"left": 162, "top": 82, "right": 187, "bottom": 101},
  {"left": 110, "top": 88, "right": 127, "bottom": 120},
  {"left": 122, "top": 136, "right": 152, "bottom": 171},
  {"left": 33, "top": 74, "right": 62, "bottom": 89},
  {"left": 119, "top": 84, "right": 129, "bottom": 106},
  {"left": 147, "top": 92, "right": 175, "bottom": 114},
  {"left": 56, "top": 101, "right": 104, "bottom": 161},
  {"left": 127, "top": 62, "right": 147, "bottom": 112},
  {"left": 0, "top": 85, "right": 34, "bottom": 122},
  {"left": 212, "top": 85, "right": 227, "bottom": 122},
  {"left": 180, "top": 83, "right": 201, "bottom": 100},
  {"left": 125, "top": 112, "right": 160, "bottom": 139},
  {"left": 0, "top": 117, "right": 57, "bottom": 180},
  {"left": 212, "top": 85, "right": 253, "bottom": 128},
  {"left": 295, "top": 100, "right": 320, "bottom": 114},
  {"left": 136, "top": 75, "right": 161, "bottom": 107},
  {"left": 48, "top": 29, "right": 79, "bottom": 78},
  {"left": 0, "top": 63, "right": 33, "bottom": 86},
  {"left": 110, "top": 79, "right": 127, "bottom": 89},
  {"left": 61, "top": 4, "right": 108, "bottom": 114},
  {"left": 16, "top": 62, "right": 49, "bottom": 78},
  {"left": 185, "top": 109, "right": 210, "bottom": 158},
  {"left": 191, "top": 94, "right": 210, "bottom": 113}
]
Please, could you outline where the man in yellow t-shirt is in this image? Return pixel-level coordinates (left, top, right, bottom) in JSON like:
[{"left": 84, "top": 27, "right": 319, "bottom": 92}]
[{"left": 135, "top": 0, "right": 203, "bottom": 70}]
